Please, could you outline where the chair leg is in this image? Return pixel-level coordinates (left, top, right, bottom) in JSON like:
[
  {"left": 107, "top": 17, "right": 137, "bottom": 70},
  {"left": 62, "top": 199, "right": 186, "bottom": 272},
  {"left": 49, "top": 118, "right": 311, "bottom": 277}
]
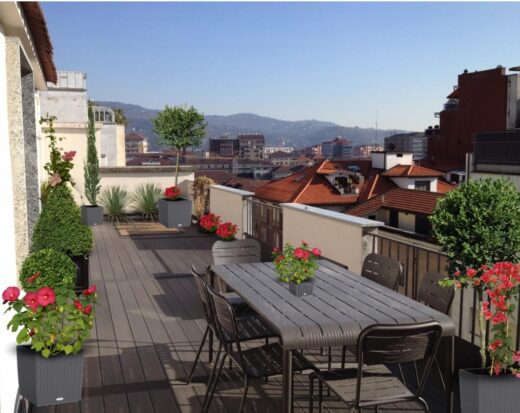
[
  {"left": 434, "top": 355, "right": 446, "bottom": 390},
  {"left": 413, "top": 360, "right": 420, "bottom": 387},
  {"left": 318, "top": 379, "right": 323, "bottom": 413},
  {"left": 417, "top": 396, "right": 430, "bottom": 412},
  {"left": 208, "top": 328, "right": 214, "bottom": 364},
  {"left": 265, "top": 337, "right": 269, "bottom": 383},
  {"left": 309, "top": 375, "right": 315, "bottom": 413},
  {"left": 397, "top": 363, "right": 407, "bottom": 386},
  {"left": 202, "top": 342, "right": 222, "bottom": 411},
  {"left": 238, "top": 375, "right": 250, "bottom": 413},
  {"left": 341, "top": 345, "right": 347, "bottom": 368},
  {"left": 327, "top": 346, "right": 332, "bottom": 370},
  {"left": 203, "top": 352, "right": 227, "bottom": 413},
  {"left": 187, "top": 326, "right": 209, "bottom": 384}
]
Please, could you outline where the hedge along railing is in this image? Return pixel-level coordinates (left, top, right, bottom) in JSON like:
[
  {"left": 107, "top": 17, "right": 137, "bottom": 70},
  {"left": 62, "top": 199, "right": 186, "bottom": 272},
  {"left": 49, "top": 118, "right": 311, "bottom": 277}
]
[{"left": 368, "top": 230, "right": 520, "bottom": 352}]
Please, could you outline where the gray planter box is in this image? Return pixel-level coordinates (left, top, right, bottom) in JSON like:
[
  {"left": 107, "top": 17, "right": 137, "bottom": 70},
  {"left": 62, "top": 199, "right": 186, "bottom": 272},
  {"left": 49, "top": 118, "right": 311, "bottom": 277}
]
[
  {"left": 159, "top": 198, "right": 192, "bottom": 228},
  {"left": 460, "top": 368, "right": 520, "bottom": 413},
  {"left": 81, "top": 205, "right": 103, "bottom": 226},
  {"left": 17, "top": 345, "right": 84, "bottom": 407},
  {"left": 289, "top": 280, "right": 314, "bottom": 297}
]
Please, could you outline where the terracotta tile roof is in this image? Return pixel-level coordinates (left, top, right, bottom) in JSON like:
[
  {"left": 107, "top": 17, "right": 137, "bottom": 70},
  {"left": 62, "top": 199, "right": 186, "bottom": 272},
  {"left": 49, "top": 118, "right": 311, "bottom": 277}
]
[
  {"left": 382, "top": 164, "right": 444, "bottom": 178},
  {"left": 254, "top": 160, "right": 360, "bottom": 205},
  {"left": 357, "top": 174, "right": 397, "bottom": 202},
  {"left": 437, "top": 179, "right": 456, "bottom": 194},
  {"left": 317, "top": 159, "right": 373, "bottom": 176},
  {"left": 347, "top": 188, "right": 445, "bottom": 217},
  {"left": 21, "top": 3, "right": 57, "bottom": 83},
  {"left": 126, "top": 132, "right": 146, "bottom": 141}
]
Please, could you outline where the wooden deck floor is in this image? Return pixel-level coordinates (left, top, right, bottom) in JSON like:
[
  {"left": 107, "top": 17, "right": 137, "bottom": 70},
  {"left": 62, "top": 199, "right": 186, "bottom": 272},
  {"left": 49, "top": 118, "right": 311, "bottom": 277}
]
[{"left": 34, "top": 224, "right": 453, "bottom": 413}]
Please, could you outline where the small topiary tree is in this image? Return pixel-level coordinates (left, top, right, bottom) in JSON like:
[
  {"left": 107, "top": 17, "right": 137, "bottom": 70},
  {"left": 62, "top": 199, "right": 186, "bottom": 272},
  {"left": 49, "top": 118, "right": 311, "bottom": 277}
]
[
  {"left": 84, "top": 106, "right": 101, "bottom": 206},
  {"left": 430, "top": 177, "right": 520, "bottom": 365},
  {"left": 32, "top": 185, "right": 93, "bottom": 257},
  {"left": 19, "top": 249, "right": 77, "bottom": 291}
]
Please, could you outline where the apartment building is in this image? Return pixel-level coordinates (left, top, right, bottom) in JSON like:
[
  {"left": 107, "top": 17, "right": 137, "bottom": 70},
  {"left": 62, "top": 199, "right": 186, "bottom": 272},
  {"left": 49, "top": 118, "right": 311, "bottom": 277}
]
[
  {"left": 384, "top": 132, "right": 427, "bottom": 160},
  {"left": 238, "top": 133, "right": 265, "bottom": 160},
  {"left": 321, "top": 136, "right": 354, "bottom": 159},
  {"left": 125, "top": 132, "right": 148, "bottom": 159},
  {"left": 209, "top": 136, "right": 239, "bottom": 157}
]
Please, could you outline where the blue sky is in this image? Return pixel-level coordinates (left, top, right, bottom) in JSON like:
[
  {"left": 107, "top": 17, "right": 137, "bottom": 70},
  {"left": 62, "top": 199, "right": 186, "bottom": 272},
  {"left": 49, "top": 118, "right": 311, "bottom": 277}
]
[{"left": 42, "top": 2, "right": 520, "bottom": 131}]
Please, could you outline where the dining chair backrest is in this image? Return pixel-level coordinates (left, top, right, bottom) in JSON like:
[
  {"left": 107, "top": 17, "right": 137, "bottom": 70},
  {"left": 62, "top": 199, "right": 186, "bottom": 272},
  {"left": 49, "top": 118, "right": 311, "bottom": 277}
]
[
  {"left": 205, "top": 283, "right": 240, "bottom": 348},
  {"left": 356, "top": 321, "right": 443, "bottom": 401},
  {"left": 190, "top": 265, "right": 215, "bottom": 328},
  {"left": 361, "top": 253, "right": 403, "bottom": 291},
  {"left": 212, "top": 238, "right": 261, "bottom": 266},
  {"left": 417, "top": 271, "right": 454, "bottom": 315}
]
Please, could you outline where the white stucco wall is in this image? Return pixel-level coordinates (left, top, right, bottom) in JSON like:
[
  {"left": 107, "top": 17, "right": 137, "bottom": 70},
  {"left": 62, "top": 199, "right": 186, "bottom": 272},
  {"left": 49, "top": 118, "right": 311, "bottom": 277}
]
[
  {"left": 371, "top": 152, "right": 413, "bottom": 170},
  {"left": 99, "top": 123, "right": 127, "bottom": 167},
  {"left": 39, "top": 89, "right": 88, "bottom": 123},
  {"left": 282, "top": 204, "right": 383, "bottom": 274},
  {"left": 390, "top": 177, "right": 438, "bottom": 192}
]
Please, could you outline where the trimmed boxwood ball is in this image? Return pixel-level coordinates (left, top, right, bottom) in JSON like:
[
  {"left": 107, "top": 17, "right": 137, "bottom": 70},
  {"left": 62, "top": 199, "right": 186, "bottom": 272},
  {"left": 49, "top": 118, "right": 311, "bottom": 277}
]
[
  {"left": 32, "top": 184, "right": 93, "bottom": 256},
  {"left": 20, "top": 248, "right": 76, "bottom": 290}
]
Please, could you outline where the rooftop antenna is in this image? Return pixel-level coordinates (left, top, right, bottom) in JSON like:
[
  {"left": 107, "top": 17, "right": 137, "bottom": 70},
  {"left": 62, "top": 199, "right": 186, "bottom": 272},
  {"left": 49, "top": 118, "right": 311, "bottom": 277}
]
[{"left": 375, "top": 110, "right": 379, "bottom": 147}]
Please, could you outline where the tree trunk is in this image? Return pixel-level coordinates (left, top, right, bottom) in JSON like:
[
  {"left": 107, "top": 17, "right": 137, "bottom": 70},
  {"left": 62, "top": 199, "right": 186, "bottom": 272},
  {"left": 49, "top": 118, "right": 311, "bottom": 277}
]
[{"left": 175, "top": 150, "right": 180, "bottom": 187}]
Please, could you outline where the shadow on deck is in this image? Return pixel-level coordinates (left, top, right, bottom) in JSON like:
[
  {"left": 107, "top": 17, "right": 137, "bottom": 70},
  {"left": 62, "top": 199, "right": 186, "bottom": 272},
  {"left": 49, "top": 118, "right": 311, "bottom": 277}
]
[{"left": 33, "top": 223, "right": 456, "bottom": 413}]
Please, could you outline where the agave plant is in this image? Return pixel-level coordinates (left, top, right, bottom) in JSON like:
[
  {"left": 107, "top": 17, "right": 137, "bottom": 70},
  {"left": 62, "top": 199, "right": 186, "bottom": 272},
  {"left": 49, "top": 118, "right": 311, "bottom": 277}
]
[
  {"left": 131, "top": 183, "right": 161, "bottom": 221},
  {"left": 98, "top": 186, "right": 130, "bottom": 223}
]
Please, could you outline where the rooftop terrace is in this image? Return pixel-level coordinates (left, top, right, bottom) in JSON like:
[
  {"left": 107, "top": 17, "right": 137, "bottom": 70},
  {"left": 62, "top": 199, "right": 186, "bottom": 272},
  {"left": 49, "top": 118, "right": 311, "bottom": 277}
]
[{"left": 33, "top": 224, "right": 453, "bottom": 413}]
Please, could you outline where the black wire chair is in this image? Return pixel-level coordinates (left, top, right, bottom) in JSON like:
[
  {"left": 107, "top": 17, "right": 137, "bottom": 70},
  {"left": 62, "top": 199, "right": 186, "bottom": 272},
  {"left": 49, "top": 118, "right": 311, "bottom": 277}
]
[
  {"left": 186, "top": 265, "right": 277, "bottom": 385},
  {"left": 309, "top": 321, "right": 443, "bottom": 413},
  {"left": 203, "top": 283, "right": 315, "bottom": 413}
]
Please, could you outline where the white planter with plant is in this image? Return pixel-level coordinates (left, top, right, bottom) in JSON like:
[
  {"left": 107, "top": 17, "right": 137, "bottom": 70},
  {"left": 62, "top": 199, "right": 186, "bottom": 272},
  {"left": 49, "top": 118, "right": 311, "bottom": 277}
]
[
  {"left": 81, "top": 106, "right": 102, "bottom": 226},
  {"left": 152, "top": 105, "right": 206, "bottom": 228}
]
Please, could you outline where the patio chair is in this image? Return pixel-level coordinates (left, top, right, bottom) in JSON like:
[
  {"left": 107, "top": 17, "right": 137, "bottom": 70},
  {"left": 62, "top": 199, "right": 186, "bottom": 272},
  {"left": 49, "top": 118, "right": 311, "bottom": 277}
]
[
  {"left": 361, "top": 253, "right": 403, "bottom": 291},
  {"left": 415, "top": 271, "right": 455, "bottom": 390},
  {"left": 309, "top": 321, "right": 443, "bottom": 413},
  {"left": 325, "top": 254, "right": 404, "bottom": 371},
  {"left": 187, "top": 265, "right": 278, "bottom": 385},
  {"left": 203, "top": 284, "right": 315, "bottom": 413}
]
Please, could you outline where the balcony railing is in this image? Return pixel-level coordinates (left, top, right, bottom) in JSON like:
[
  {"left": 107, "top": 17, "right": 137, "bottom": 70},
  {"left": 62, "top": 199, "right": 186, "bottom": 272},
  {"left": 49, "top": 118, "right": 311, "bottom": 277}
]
[{"left": 244, "top": 198, "right": 283, "bottom": 253}]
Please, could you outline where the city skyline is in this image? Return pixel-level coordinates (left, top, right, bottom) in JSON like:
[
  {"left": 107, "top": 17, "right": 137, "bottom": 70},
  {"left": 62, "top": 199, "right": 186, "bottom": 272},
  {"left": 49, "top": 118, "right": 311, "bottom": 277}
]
[{"left": 43, "top": 2, "right": 520, "bottom": 131}]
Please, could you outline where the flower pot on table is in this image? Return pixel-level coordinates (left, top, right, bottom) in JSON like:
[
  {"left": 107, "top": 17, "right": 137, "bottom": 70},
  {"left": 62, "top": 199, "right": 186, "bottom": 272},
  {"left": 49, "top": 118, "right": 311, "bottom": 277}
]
[
  {"left": 80, "top": 205, "right": 103, "bottom": 226},
  {"left": 289, "top": 280, "right": 314, "bottom": 297},
  {"left": 459, "top": 368, "right": 520, "bottom": 413},
  {"left": 17, "top": 345, "right": 84, "bottom": 407},
  {"left": 158, "top": 198, "right": 192, "bottom": 228}
]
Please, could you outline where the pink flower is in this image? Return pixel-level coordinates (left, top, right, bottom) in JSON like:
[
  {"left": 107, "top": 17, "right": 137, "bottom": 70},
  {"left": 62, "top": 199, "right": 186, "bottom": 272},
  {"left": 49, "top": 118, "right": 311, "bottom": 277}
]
[
  {"left": 62, "top": 151, "right": 76, "bottom": 161},
  {"left": 467, "top": 268, "right": 477, "bottom": 278},
  {"left": 294, "top": 248, "right": 305, "bottom": 259},
  {"left": 49, "top": 173, "right": 62, "bottom": 187},
  {"left": 492, "top": 312, "right": 508, "bottom": 325},
  {"left": 312, "top": 248, "right": 321, "bottom": 257},
  {"left": 2, "top": 286, "right": 20, "bottom": 303},
  {"left": 36, "top": 287, "right": 55, "bottom": 307},
  {"left": 23, "top": 292, "right": 39, "bottom": 312}
]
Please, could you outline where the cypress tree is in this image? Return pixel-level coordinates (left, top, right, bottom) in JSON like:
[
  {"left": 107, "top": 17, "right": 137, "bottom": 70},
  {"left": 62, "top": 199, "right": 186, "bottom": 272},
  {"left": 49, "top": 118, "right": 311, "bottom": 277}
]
[{"left": 84, "top": 106, "right": 101, "bottom": 205}]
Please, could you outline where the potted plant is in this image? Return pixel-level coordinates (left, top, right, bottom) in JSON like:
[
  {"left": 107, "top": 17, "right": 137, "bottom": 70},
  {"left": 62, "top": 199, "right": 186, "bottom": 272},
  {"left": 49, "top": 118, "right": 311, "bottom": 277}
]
[
  {"left": 273, "top": 241, "right": 321, "bottom": 297},
  {"left": 158, "top": 185, "right": 192, "bottom": 227},
  {"left": 81, "top": 105, "right": 103, "bottom": 226},
  {"left": 31, "top": 185, "right": 93, "bottom": 292},
  {"left": 2, "top": 253, "right": 97, "bottom": 407},
  {"left": 216, "top": 222, "right": 238, "bottom": 241},
  {"left": 152, "top": 105, "right": 206, "bottom": 227},
  {"left": 431, "top": 178, "right": 520, "bottom": 410},
  {"left": 455, "top": 262, "right": 520, "bottom": 412},
  {"left": 199, "top": 213, "right": 221, "bottom": 234}
]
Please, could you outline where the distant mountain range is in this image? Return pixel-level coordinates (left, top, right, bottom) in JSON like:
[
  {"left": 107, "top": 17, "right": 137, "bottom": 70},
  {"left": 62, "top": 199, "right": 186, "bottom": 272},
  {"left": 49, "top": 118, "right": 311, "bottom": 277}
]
[{"left": 98, "top": 101, "right": 408, "bottom": 151}]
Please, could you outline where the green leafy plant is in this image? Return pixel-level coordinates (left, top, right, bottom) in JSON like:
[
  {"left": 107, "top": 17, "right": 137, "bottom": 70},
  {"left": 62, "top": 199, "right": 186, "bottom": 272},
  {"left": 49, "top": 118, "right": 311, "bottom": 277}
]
[
  {"left": 152, "top": 105, "right": 206, "bottom": 186},
  {"left": 19, "top": 249, "right": 76, "bottom": 291},
  {"left": 98, "top": 185, "right": 130, "bottom": 222},
  {"left": 40, "top": 180, "right": 52, "bottom": 206},
  {"left": 192, "top": 176, "right": 215, "bottom": 218},
  {"left": 40, "top": 115, "right": 76, "bottom": 185},
  {"left": 32, "top": 185, "right": 93, "bottom": 257},
  {"left": 83, "top": 106, "right": 101, "bottom": 205},
  {"left": 273, "top": 242, "right": 321, "bottom": 284},
  {"left": 2, "top": 283, "right": 97, "bottom": 359},
  {"left": 132, "top": 183, "right": 161, "bottom": 221},
  {"left": 431, "top": 177, "right": 520, "bottom": 366}
]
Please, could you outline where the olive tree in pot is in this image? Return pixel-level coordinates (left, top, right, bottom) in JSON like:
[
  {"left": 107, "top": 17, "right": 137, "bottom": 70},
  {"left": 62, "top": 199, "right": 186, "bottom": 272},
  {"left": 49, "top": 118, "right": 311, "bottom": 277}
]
[
  {"left": 81, "top": 105, "right": 103, "bottom": 226},
  {"left": 2, "top": 249, "right": 97, "bottom": 407},
  {"left": 430, "top": 178, "right": 520, "bottom": 412},
  {"left": 152, "top": 105, "right": 206, "bottom": 228},
  {"left": 32, "top": 185, "right": 93, "bottom": 292}
]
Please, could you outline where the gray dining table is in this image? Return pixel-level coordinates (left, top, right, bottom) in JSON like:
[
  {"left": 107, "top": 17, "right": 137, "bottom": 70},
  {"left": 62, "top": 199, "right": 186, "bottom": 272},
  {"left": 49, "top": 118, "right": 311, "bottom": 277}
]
[{"left": 211, "top": 259, "right": 456, "bottom": 413}]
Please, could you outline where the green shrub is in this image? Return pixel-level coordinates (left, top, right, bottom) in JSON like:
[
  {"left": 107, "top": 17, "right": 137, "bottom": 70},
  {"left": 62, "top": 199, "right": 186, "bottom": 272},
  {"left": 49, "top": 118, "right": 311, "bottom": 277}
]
[
  {"left": 99, "top": 185, "right": 130, "bottom": 222},
  {"left": 431, "top": 177, "right": 520, "bottom": 275},
  {"left": 20, "top": 249, "right": 76, "bottom": 291},
  {"left": 32, "top": 185, "right": 93, "bottom": 256},
  {"left": 132, "top": 183, "right": 161, "bottom": 221}
]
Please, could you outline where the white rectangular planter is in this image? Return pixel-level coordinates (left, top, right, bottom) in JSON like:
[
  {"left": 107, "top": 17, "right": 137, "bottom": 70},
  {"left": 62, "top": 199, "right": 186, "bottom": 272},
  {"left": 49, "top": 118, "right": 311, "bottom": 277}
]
[{"left": 158, "top": 198, "right": 192, "bottom": 228}]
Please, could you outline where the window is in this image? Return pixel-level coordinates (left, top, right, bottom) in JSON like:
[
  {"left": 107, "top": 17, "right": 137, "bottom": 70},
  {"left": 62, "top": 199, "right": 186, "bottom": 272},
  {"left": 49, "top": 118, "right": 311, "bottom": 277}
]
[
  {"left": 415, "top": 180, "right": 430, "bottom": 191},
  {"left": 389, "top": 210, "right": 399, "bottom": 228},
  {"left": 415, "top": 215, "right": 431, "bottom": 236}
]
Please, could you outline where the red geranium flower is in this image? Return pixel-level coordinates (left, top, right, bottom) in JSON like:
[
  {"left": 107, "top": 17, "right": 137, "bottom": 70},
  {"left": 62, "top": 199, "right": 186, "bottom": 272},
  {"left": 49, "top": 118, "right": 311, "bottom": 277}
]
[
  {"left": 36, "top": 287, "right": 56, "bottom": 307},
  {"left": 2, "top": 286, "right": 20, "bottom": 303},
  {"left": 83, "top": 284, "right": 97, "bottom": 296},
  {"left": 74, "top": 300, "right": 83, "bottom": 310},
  {"left": 216, "top": 222, "right": 238, "bottom": 241},
  {"left": 312, "top": 248, "right": 321, "bottom": 257},
  {"left": 83, "top": 304, "right": 93, "bottom": 315},
  {"left": 293, "top": 248, "right": 305, "bottom": 259},
  {"left": 164, "top": 186, "right": 181, "bottom": 200},
  {"left": 23, "top": 292, "right": 39, "bottom": 312}
]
